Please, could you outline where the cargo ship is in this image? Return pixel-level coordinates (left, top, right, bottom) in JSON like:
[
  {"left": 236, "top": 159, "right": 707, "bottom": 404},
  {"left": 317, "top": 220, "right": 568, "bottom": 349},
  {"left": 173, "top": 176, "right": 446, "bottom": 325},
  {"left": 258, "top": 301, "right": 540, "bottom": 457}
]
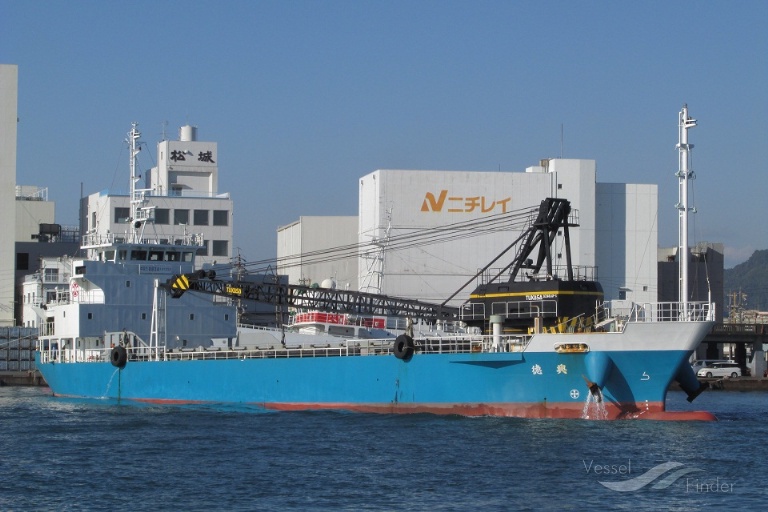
[{"left": 35, "top": 116, "right": 716, "bottom": 420}]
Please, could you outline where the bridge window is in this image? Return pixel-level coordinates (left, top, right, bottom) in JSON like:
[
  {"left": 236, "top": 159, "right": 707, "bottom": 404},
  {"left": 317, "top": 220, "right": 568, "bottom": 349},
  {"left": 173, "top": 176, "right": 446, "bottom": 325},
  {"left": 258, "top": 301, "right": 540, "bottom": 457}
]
[
  {"left": 114, "top": 207, "right": 129, "bottom": 223},
  {"left": 44, "top": 268, "right": 59, "bottom": 283}
]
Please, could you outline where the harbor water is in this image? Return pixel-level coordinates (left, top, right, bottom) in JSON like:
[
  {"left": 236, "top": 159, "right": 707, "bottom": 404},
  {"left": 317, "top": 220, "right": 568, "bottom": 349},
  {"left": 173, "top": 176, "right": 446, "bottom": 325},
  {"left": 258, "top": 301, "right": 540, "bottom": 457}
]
[{"left": 0, "top": 387, "right": 764, "bottom": 510}]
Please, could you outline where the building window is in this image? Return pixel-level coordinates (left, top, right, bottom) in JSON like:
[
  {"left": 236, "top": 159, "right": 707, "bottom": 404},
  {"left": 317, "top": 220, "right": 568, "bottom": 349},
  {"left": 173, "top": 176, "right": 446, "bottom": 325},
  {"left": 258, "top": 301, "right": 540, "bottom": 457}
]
[
  {"left": 194, "top": 210, "right": 209, "bottom": 226},
  {"left": 87, "top": 313, "right": 93, "bottom": 320},
  {"left": 16, "top": 253, "right": 29, "bottom": 271},
  {"left": 115, "top": 207, "right": 130, "bottom": 223},
  {"left": 155, "top": 208, "right": 170, "bottom": 225},
  {"left": 196, "top": 240, "right": 209, "bottom": 256},
  {"left": 190, "top": 314, "right": 195, "bottom": 320},
  {"left": 213, "top": 210, "right": 228, "bottom": 226},
  {"left": 174, "top": 209, "right": 189, "bottom": 225},
  {"left": 44, "top": 268, "right": 59, "bottom": 283},
  {"left": 141, "top": 313, "right": 147, "bottom": 320},
  {"left": 91, "top": 212, "right": 96, "bottom": 229},
  {"left": 212, "top": 240, "right": 228, "bottom": 257}
]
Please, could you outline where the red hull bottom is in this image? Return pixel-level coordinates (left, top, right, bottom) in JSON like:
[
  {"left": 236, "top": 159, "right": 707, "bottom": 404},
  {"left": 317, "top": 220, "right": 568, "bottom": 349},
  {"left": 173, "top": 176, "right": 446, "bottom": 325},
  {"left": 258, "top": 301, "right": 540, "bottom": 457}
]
[
  {"left": 54, "top": 390, "right": 715, "bottom": 421},
  {"left": 261, "top": 401, "right": 717, "bottom": 421}
]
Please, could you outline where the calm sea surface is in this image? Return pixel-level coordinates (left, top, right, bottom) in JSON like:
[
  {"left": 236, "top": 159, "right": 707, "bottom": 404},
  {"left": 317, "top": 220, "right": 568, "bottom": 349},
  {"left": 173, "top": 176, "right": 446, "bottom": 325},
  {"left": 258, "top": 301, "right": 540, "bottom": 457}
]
[{"left": 0, "top": 387, "right": 765, "bottom": 511}]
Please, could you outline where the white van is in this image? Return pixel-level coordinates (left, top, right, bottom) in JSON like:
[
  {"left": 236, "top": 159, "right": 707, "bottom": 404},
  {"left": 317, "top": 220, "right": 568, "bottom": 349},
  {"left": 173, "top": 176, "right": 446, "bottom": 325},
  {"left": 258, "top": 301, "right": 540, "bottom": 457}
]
[
  {"left": 691, "top": 359, "right": 731, "bottom": 374},
  {"left": 697, "top": 362, "right": 742, "bottom": 379}
]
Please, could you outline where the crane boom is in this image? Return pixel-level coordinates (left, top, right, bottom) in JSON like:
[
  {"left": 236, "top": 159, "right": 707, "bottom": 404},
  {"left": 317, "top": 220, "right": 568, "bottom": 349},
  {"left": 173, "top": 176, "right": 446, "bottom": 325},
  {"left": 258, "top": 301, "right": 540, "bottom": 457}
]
[{"left": 165, "top": 271, "right": 459, "bottom": 322}]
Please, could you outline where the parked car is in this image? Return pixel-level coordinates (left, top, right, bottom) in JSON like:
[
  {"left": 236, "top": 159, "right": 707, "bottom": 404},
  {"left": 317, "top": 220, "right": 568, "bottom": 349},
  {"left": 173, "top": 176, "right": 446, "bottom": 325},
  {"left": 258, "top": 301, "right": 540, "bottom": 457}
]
[
  {"left": 697, "top": 362, "right": 742, "bottom": 379},
  {"left": 691, "top": 359, "right": 732, "bottom": 374}
]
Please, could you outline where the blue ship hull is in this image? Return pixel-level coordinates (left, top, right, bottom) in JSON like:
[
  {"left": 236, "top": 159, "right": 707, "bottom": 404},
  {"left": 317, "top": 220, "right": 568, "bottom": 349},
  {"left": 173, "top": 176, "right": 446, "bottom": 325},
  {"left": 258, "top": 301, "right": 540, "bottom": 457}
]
[{"left": 35, "top": 341, "right": 713, "bottom": 420}]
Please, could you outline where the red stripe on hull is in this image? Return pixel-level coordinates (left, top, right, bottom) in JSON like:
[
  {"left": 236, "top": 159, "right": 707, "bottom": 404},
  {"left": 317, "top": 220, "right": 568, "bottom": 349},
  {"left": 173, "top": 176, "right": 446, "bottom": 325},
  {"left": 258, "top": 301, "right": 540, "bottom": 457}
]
[
  {"left": 50, "top": 392, "right": 716, "bottom": 421},
  {"left": 261, "top": 401, "right": 717, "bottom": 421}
]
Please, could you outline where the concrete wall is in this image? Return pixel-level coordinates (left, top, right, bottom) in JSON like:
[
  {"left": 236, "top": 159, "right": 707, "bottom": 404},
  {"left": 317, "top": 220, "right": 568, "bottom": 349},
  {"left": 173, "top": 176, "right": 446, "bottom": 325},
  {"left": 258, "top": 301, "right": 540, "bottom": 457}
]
[
  {"left": 15, "top": 196, "right": 55, "bottom": 243},
  {"left": 596, "top": 182, "right": 658, "bottom": 304},
  {"left": 658, "top": 242, "right": 724, "bottom": 322},
  {"left": 277, "top": 216, "right": 359, "bottom": 289},
  {"left": 0, "top": 65, "right": 18, "bottom": 325}
]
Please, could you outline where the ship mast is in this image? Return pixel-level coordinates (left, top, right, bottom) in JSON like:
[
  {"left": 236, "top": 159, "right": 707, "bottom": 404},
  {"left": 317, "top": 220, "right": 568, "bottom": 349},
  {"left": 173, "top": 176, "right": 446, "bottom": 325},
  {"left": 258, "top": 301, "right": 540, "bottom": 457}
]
[
  {"left": 128, "top": 123, "right": 142, "bottom": 243},
  {"left": 676, "top": 104, "right": 697, "bottom": 316}
]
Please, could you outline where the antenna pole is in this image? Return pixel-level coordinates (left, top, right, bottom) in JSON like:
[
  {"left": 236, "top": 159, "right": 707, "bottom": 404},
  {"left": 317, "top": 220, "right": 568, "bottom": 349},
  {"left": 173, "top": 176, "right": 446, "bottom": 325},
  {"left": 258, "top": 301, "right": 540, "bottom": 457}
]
[{"left": 676, "top": 105, "right": 697, "bottom": 317}]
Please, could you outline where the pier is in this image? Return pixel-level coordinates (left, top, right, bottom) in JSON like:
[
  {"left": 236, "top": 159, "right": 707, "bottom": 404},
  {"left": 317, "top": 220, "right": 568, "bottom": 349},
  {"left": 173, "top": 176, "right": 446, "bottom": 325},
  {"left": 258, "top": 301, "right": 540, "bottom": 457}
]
[
  {"left": 0, "top": 370, "right": 44, "bottom": 386},
  {"left": 700, "top": 322, "right": 768, "bottom": 377}
]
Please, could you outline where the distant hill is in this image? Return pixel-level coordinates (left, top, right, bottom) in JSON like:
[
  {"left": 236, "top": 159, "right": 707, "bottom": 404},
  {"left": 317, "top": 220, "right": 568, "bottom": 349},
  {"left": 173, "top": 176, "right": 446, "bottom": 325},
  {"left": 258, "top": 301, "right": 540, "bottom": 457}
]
[{"left": 724, "top": 249, "right": 768, "bottom": 313}]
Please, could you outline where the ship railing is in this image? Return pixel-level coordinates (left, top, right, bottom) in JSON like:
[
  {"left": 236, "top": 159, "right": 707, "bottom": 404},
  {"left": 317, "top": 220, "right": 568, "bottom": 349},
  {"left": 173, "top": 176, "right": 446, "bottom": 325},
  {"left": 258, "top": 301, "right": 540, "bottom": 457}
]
[
  {"left": 38, "top": 347, "right": 108, "bottom": 364},
  {"left": 415, "top": 334, "right": 530, "bottom": 354},
  {"left": 626, "top": 301, "right": 713, "bottom": 323},
  {"left": 476, "top": 265, "right": 598, "bottom": 285},
  {"left": 157, "top": 334, "right": 535, "bottom": 361},
  {"left": 81, "top": 231, "right": 204, "bottom": 248},
  {"left": 459, "top": 299, "right": 558, "bottom": 321},
  {"left": 36, "top": 333, "right": 535, "bottom": 364}
]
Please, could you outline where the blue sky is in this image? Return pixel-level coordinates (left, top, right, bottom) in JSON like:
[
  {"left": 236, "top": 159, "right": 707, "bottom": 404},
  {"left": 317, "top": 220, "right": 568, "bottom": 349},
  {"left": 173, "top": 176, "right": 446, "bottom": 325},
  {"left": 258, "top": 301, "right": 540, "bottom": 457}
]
[{"left": 2, "top": 1, "right": 766, "bottom": 268}]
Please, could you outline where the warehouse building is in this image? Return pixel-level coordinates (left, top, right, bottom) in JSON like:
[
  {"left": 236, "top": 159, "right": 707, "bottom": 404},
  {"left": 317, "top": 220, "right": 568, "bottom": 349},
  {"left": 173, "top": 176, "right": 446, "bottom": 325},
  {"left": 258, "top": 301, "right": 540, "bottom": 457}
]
[{"left": 279, "top": 158, "right": 659, "bottom": 307}]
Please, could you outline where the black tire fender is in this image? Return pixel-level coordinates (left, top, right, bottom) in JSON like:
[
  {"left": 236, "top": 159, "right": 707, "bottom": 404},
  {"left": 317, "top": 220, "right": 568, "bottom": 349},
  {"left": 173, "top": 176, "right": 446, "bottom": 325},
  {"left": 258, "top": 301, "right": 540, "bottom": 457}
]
[
  {"left": 111, "top": 345, "right": 128, "bottom": 369},
  {"left": 393, "top": 335, "right": 414, "bottom": 360}
]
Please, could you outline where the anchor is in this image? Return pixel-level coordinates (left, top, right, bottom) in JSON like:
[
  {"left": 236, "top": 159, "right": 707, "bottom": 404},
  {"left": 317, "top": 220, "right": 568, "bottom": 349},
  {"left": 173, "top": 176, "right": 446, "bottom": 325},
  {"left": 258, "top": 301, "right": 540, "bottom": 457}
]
[{"left": 582, "top": 375, "right": 602, "bottom": 402}]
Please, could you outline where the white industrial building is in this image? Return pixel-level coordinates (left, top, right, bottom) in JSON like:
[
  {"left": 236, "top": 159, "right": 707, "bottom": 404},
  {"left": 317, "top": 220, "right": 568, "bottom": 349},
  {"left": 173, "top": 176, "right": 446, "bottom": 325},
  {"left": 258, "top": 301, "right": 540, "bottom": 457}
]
[
  {"left": 0, "top": 65, "right": 18, "bottom": 326},
  {"left": 279, "top": 158, "right": 658, "bottom": 307},
  {"left": 80, "top": 125, "right": 234, "bottom": 268},
  {"left": 277, "top": 216, "right": 359, "bottom": 288}
]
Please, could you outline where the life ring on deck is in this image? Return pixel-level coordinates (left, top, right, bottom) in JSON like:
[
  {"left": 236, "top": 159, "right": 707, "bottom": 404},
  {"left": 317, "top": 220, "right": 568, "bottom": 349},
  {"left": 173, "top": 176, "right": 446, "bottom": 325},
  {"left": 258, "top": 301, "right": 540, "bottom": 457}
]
[
  {"left": 393, "top": 335, "right": 414, "bottom": 360},
  {"left": 111, "top": 345, "right": 128, "bottom": 369}
]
